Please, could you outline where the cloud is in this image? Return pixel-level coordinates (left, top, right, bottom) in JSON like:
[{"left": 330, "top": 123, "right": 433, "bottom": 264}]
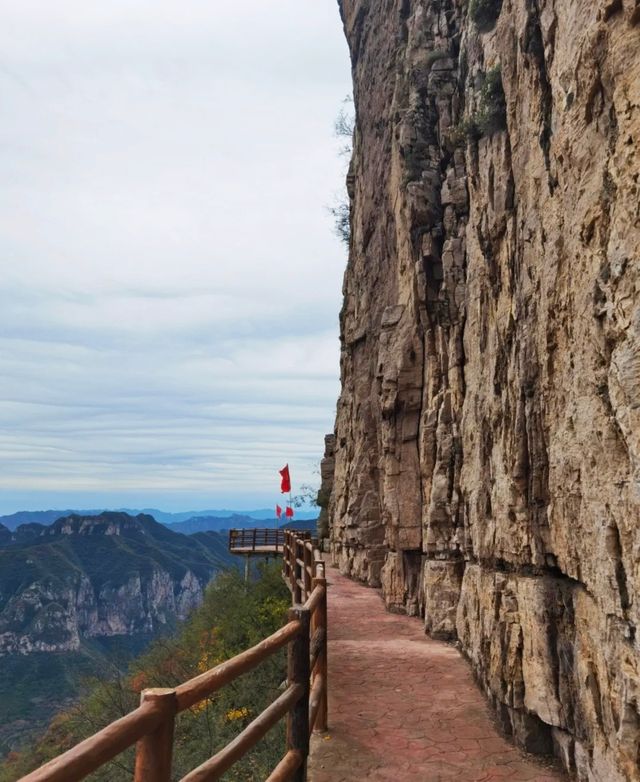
[{"left": 0, "top": 1, "right": 351, "bottom": 513}]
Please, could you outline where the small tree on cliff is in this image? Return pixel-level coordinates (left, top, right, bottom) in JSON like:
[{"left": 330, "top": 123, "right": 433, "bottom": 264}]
[{"left": 328, "top": 95, "right": 355, "bottom": 247}]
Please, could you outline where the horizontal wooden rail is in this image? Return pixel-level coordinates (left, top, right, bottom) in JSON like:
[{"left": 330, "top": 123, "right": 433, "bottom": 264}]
[
  {"left": 304, "top": 584, "right": 326, "bottom": 614},
  {"left": 309, "top": 628, "right": 326, "bottom": 672},
  {"left": 265, "top": 749, "right": 303, "bottom": 782},
  {"left": 181, "top": 684, "right": 304, "bottom": 782},
  {"left": 308, "top": 674, "right": 326, "bottom": 733},
  {"left": 20, "top": 699, "right": 164, "bottom": 782},
  {"left": 19, "top": 531, "right": 326, "bottom": 782},
  {"left": 175, "top": 620, "right": 301, "bottom": 711}
]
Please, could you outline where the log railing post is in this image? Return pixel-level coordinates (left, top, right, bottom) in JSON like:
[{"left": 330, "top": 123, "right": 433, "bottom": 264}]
[
  {"left": 134, "top": 688, "right": 177, "bottom": 782},
  {"left": 301, "top": 541, "right": 307, "bottom": 602},
  {"left": 294, "top": 541, "right": 302, "bottom": 604},
  {"left": 291, "top": 537, "right": 296, "bottom": 597},
  {"left": 302, "top": 546, "right": 307, "bottom": 601},
  {"left": 312, "top": 563, "right": 328, "bottom": 733},
  {"left": 287, "top": 532, "right": 291, "bottom": 580},
  {"left": 281, "top": 533, "right": 286, "bottom": 579},
  {"left": 286, "top": 533, "right": 289, "bottom": 581},
  {"left": 305, "top": 546, "right": 313, "bottom": 599},
  {"left": 287, "top": 607, "right": 310, "bottom": 782}
]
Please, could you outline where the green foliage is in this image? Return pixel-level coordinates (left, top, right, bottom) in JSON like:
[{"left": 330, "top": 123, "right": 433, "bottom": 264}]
[
  {"left": 0, "top": 651, "right": 101, "bottom": 753},
  {"left": 330, "top": 95, "right": 354, "bottom": 247},
  {"left": 445, "top": 121, "right": 475, "bottom": 148},
  {"left": 291, "top": 483, "right": 320, "bottom": 509},
  {"left": 469, "top": 0, "right": 503, "bottom": 31},
  {"left": 0, "top": 516, "right": 231, "bottom": 754},
  {"left": 449, "top": 66, "right": 506, "bottom": 145},
  {"left": 0, "top": 634, "right": 170, "bottom": 758},
  {"left": 475, "top": 67, "right": 507, "bottom": 135},
  {"left": 0, "top": 564, "right": 290, "bottom": 782}
]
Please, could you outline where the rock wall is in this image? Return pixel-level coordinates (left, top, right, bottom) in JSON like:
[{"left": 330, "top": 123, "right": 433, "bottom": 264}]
[
  {"left": 0, "top": 568, "right": 204, "bottom": 655},
  {"left": 0, "top": 514, "right": 228, "bottom": 655},
  {"left": 317, "top": 434, "right": 336, "bottom": 541},
  {"left": 330, "top": 0, "right": 640, "bottom": 778}
]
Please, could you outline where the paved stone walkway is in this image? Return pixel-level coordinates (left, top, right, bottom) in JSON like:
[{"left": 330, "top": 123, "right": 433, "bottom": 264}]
[{"left": 308, "top": 568, "right": 565, "bottom": 782}]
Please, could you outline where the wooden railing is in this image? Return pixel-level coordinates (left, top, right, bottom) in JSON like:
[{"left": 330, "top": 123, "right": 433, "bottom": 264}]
[
  {"left": 228, "top": 527, "right": 287, "bottom": 553},
  {"left": 228, "top": 528, "right": 314, "bottom": 555},
  {"left": 281, "top": 531, "right": 327, "bottom": 739},
  {"left": 281, "top": 531, "right": 320, "bottom": 605},
  {"left": 20, "top": 533, "right": 328, "bottom": 782}
]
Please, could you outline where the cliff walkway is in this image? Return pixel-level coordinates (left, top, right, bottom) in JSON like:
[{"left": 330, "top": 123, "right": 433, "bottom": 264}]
[
  {"left": 20, "top": 529, "right": 566, "bottom": 782},
  {"left": 307, "top": 568, "right": 565, "bottom": 782}
]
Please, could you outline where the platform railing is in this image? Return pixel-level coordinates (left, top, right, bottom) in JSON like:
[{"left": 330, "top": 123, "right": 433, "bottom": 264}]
[
  {"left": 228, "top": 527, "right": 287, "bottom": 553},
  {"left": 19, "top": 532, "right": 327, "bottom": 782},
  {"left": 281, "top": 530, "right": 320, "bottom": 604}
]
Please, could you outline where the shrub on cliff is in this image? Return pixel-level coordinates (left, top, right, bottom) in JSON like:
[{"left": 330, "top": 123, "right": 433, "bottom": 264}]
[
  {"left": 448, "top": 66, "right": 507, "bottom": 145},
  {"left": 475, "top": 66, "right": 507, "bottom": 135},
  {"left": 329, "top": 200, "right": 351, "bottom": 245},
  {"left": 469, "top": 0, "right": 503, "bottom": 32},
  {"left": 0, "top": 563, "right": 290, "bottom": 782},
  {"left": 329, "top": 96, "right": 354, "bottom": 247}
]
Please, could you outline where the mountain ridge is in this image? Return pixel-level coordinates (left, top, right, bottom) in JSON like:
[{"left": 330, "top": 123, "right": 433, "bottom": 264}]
[
  {"left": 0, "top": 512, "right": 235, "bottom": 656},
  {"left": 0, "top": 512, "right": 238, "bottom": 755},
  {"left": 0, "top": 507, "right": 319, "bottom": 531}
]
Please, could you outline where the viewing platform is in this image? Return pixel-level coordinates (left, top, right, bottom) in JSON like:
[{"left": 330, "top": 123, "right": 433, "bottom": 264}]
[
  {"left": 228, "top": 528, "right": 317, "bottom": 581},
  {"left": 228, "top": 527, "right": 289, "bottom": 555}
]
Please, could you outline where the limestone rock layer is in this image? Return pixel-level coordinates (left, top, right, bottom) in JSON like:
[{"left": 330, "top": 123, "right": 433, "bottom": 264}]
[{"left": 330, "top": 1, "right": 640, "bottom": 778}]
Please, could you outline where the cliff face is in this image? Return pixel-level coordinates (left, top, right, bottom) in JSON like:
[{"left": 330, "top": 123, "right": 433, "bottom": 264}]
[
  {"left": 330, "top": 1, "right": 640, "bottom": 779},
  {"left": 0, "top": 513, "right": 232, "bottom": 655},
  {"left": 317, "top": 434, "right": 337, "bottom": 540},
  {"left": 0, "top": 570, "right": 203, "bottom": 655}
]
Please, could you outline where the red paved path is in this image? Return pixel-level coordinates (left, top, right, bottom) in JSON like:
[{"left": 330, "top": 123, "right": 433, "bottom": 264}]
[{"left": 308, "top": 568, "right": 564, "bottom": 782}]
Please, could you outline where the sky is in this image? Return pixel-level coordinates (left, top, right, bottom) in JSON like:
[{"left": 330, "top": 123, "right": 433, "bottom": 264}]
[{"left": 0, "top": 1, "right": 352, "bottom": 514}]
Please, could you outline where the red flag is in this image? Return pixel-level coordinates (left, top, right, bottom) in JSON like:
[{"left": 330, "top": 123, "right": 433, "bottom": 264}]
[
  {"left": 276, "top": 504, "right": 282, "bottom": 519},
  {"left": 285, "top": 506, "right": 294, "bottom": 518},
  {"left": 279, "top": 464, "right": 291, "bottom": 494}
]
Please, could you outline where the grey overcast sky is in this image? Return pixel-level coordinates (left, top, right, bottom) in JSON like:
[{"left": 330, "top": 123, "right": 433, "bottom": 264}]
[{"left": 0, "top": 1, "right": 352, "bottom": 514}]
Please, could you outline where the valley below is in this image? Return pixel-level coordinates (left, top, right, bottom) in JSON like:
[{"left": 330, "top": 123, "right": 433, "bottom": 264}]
[{"left": 0, "top": 511, "right": 238, "bottom": 754}]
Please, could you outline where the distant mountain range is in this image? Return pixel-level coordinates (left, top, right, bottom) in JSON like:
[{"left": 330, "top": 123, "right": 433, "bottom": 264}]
[
  {"left": 143, "top": 508, "right": 319, "bottom": 524},
  {"left": 165, "top": 514, "right": 315, "bottom": 535},
  {"left": 0, "top": 512, "right": 238, "bottom": 754},
  {"left": 0, "top": 508, "right": 318, "bottom": 754},
  {"left": 0, "top": 507, "right": 319, "bottom": 531},
  {"left": 0, "top": 512, "right": 236, "bottom": 656}
]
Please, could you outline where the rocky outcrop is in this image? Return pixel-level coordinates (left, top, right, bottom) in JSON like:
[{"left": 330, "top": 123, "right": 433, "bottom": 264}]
[
  {"left": 330, "top": 0, "right": 640, "bottom": 779},
  {"left": 0, "top": 513, "right": 233, "bottom": 655},
  {"left": 0, "top": 570, "right": 204, "bottom": 655},
  {"left": 317, "top": 434, "right": 336, "bottom": 540}
]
